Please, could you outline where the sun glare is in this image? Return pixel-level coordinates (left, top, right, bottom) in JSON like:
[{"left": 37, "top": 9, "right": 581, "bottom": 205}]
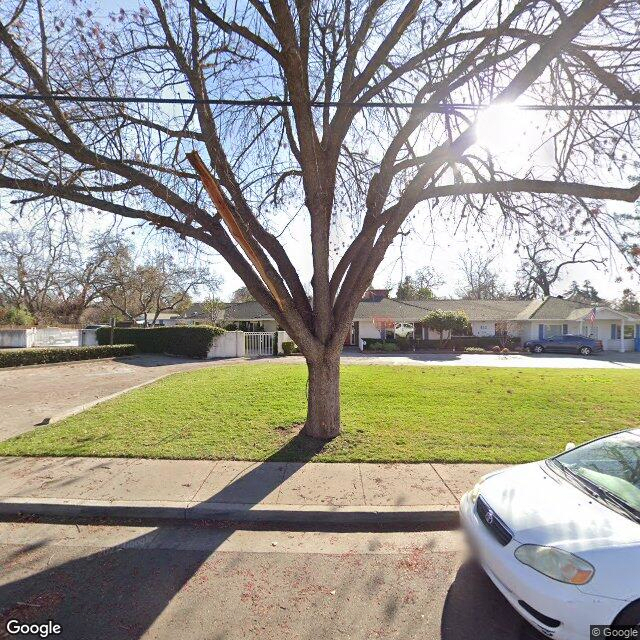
[{"left": 475, "top": 104, "right": 530, "bottom": 163}]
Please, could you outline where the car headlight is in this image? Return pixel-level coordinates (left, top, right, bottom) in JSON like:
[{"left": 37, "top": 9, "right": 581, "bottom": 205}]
[{"left": 514, "top": 544, "right": 594, "bottom": 585}]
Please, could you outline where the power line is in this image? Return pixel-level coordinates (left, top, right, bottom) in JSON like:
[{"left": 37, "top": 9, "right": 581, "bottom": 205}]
[{"left": 0, "top": 93, "right": 638, "bottom": 111}]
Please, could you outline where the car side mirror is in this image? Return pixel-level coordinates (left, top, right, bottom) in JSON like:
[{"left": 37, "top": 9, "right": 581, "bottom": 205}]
[{"left": 565, "top": 442, "right": 576, "bottom": 452}]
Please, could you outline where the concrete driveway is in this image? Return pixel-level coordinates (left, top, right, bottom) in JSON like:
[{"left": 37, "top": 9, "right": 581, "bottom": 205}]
[
  {"left": 0, "top": 355, "right": 239, "bottom": 441},
  {"left": 341, "top": 350, "right": 640, "bottom": 368}
]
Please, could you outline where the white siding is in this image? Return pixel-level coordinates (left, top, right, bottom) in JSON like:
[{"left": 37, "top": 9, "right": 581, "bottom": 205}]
[{"left": 471, "top": 321, "right": 495, "bottom": 337}]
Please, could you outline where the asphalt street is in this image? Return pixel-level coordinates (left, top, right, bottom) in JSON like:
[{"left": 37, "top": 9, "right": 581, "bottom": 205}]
[{"left": 0, "top": 522, "right": 545, "bottom": 640}]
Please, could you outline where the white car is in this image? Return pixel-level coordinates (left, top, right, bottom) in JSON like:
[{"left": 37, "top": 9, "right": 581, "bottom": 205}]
[{"left": 460, "top": 429, "right": 640, "bottom": 639}]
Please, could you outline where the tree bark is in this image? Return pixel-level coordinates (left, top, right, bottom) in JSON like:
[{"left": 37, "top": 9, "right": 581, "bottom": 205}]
[{"left": 303, "top": 352, "right": 341, "bottom": 439}]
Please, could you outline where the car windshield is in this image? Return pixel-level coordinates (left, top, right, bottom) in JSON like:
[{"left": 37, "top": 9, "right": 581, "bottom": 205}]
[{"left": 552, "top": 431, "right": 640, "bottom": 513}]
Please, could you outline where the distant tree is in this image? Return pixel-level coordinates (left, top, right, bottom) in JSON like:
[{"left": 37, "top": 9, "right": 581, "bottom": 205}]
[
  {"left": 0, "top": 305, "right": 34, "bottom": 326},
  {"left": 231, "top": 287, "right": 255, "bottom": 303},
  {"left": 616, "top": 289, "right": 640, "bottom": 314},
  {"left": 456, "top": 253, "right": 507, "bottom": 300},
  {"left": 102, "top": 249, "right": 211, "bottom": 326},
  {"left": 0, "top": 224, "right": 119, "bottom": 323},
  {"left": 201, "top": 297, "right": 226, "bottom": 325},
  {"left": 422, "top": 309, "right": 470, "bottom": 347},
  {"left": 563, "top": 280, "right": 603, "bottom": 304},
  {"left": 395, "top": 267, "right": 443, "bottom": 301},
  {"left": 514, "top": 241, "right": 605, "bottom": 298}
]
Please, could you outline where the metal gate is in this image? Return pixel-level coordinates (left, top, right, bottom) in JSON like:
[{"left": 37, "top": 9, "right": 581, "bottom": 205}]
[{"left": 244, "top": 332, "right": 275, "bottom": 357}]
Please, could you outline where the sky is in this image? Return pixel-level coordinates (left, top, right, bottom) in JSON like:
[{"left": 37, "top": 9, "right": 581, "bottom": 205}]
[{"left": 3, "top": 0, "right": 636, "bottom": 304}]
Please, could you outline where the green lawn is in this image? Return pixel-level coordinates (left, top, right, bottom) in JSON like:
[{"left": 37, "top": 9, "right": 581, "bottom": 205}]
[{"left": 1, "top": 364, "right": 638, "bottom": 463}]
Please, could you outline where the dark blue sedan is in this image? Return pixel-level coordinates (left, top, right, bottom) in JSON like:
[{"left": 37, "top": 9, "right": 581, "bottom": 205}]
[{"left": 524, "top": 334, "right": 604, "bottom": 356}]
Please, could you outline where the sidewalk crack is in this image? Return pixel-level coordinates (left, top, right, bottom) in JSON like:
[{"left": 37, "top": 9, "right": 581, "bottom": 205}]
[
  {"left": 190, "top": 461, "right": 220, "bottom": 502},
  {"left": 358, "top": 464, "right": 367, "bottom": 505},
  {"left": 430, "top": 464, "right": 458, "bottom": 505}
]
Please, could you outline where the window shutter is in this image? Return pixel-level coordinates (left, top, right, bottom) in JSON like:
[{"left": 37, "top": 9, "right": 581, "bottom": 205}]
[
  {"left": 611, "top": 324, "right": 616, "bottom": 339},
  {"left": 538, "top": 324, "right": 544, "bottom": 339},
  {"left": 562, "top": 324, "right": 568, "bottom": 335}
]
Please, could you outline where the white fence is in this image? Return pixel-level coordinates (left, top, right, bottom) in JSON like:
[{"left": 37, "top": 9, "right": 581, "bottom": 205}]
[
  {"left": 245, "top": 332, "right": 275, "bottom": 357},
  {"left": 207, "top": 331, "right": 245, "bottom": 359},
  {"left": 33, "top": 327, "right": 81, "bottom": 347}
]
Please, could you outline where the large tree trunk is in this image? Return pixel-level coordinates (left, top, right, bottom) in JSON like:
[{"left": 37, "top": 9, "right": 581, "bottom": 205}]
[{"left": 303, "top": 352, "right": 341, "bottom": 439}]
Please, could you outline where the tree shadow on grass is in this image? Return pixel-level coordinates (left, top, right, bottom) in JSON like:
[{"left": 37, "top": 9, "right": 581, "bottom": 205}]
[{"left": 0, "top": 433, "right": 328, "bottom": 640}]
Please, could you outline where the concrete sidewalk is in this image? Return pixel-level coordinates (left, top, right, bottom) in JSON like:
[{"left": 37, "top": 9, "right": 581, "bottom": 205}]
[{"left": 0, "top": 456, "right": 505, "bottom": 528}]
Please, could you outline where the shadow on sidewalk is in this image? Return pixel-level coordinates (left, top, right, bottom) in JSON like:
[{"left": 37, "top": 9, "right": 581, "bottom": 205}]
[{"left": 0, "top": 433, "right": 328, "bottom": 640}]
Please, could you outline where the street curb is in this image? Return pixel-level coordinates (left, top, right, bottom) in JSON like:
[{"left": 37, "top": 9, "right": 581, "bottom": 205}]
[{"left": 0, "top": 498, "right": 460, "bottom": 530}]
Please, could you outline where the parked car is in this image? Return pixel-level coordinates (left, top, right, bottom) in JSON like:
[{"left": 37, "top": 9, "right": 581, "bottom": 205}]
[
  {"left": 524, "top": 334, "right": 603, "bottom": 356},
  {"left": 460, "top": 429, "right": 640, "bottom": 639}
]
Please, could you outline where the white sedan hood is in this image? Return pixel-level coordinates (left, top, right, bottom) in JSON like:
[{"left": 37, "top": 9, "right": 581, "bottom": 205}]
[{"left": 479, "top": 462, "right": 640, "bottom": 552}]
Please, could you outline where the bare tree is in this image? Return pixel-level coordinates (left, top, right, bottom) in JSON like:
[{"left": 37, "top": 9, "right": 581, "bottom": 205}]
[
  {"left": 515, "top": 240, "right": 605, "bottom": 298},
  {"left": 456, "top": 252, "right": 508, "bottom": 300},
  {"left": 0, "top": 0, "right": 639, "bottom": 437},
  {"left": 0, "top": 221, "right": 117, "bottom": 323},
  {"left": 201, "top": 297, "right": 226, "bottom": 325},
  {"left": 101, "top": 248, "right": 210, "bottom": 326},
  {"left": 395, "top": 267, "right": 443, "bottom": 300}
]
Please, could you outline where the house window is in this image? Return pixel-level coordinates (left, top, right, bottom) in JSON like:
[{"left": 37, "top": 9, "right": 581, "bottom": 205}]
[
  {"left": 624, "top": 325, "right": 635, "bottom": 339},
  {"left": 611, "top": 324, "right": 621, "bottom": 340},
  {"left": 544, "top": 324, "right": 565, "bottom": 338}
]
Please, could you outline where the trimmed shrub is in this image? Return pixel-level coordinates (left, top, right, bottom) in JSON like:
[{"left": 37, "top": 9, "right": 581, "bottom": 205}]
[
  {"left": 282, "top": 341, "right": 296, "bottom": 356},
  {"left": 501, "top": 347, "right": 510, "bottom": 354},
  {"left": 0, "top": 344, "right": 135, "bottom": 368},
  {"left": 382, "top": 342, "right": 398, "bottom": 352},
  {"left": 464, "top": 347, "right": 485, "bottom": 353},
  {"left": 96, "top": 325, "right": 224, "bottom": 359},
  {"left": 491, "top": 345, "right": 501, "bottom": 353}
]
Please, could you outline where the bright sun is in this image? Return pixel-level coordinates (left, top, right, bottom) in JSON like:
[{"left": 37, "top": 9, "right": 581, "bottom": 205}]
[{"left": 475, "top": 104, "right": 530, "bottom": 164}]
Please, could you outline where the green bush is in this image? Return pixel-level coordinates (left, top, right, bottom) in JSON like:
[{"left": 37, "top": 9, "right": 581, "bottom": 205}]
[
  {"left": 464, "top": 346, "right": 486, "bottom": 353},
  {"left": 501, "top": 347, "right": 510, "bottom": 354},
  {"left": 0, "top": 306, "right": 35, "bottom": 326},
  {"left": 491, "top": 345, "right": 501, "bottom": 353},
  {"left": 0, "top": 344, "right": 135, "bottom": 368},
  {"left": 382, "top": 342, "right": 398, "bottom": 352},
  {"left": 282, "top": 341, "right": 296, "bottom": 356},
  {"left": 96, "top": 325, "right": 224, "bottom": 359}
]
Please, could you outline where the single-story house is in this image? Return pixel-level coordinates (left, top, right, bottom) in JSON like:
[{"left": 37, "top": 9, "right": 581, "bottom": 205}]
[
  {"left": 352, "top": 294, "right": 640, "bottom": 352},
  {"left": 179, "top": 291, "right": 640, "bottom": 352}
]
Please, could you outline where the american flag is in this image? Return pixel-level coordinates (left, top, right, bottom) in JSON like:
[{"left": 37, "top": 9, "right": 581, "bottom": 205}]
[{"left": 587, "top": 307, "right": 597, "bottom": 324}]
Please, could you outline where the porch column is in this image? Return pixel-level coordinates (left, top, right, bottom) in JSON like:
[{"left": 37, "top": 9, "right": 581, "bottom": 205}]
[
  {"left": 579, "top": 320, "right": 583, "bottom": 336},
  {"left": 621, "top": 319, "right": 626, "bottom": 353}
]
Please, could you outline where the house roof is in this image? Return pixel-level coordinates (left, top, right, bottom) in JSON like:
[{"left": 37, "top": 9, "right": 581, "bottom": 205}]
[
  {"left": 183, "top": 296, "right": 639, "bottom": 324},
  {"left": 397, "top": 299, "right": 532, "bottom": 321},
  {"left": 527, "top": 296, "right": 592, "bottom": 320}
]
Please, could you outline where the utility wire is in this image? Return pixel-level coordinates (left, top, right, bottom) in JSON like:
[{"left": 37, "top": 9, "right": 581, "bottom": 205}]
[{"left": 0, "top": 93, "right": 638, "bottom": 111}]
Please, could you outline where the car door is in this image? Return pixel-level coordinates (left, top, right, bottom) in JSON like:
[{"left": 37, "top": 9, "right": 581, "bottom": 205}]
[
  {"left": 544, "top": 336, "right": 561, "bottom": 352},
  {"left": 559, "top": 335, "right": 578, "bottom": 353}
]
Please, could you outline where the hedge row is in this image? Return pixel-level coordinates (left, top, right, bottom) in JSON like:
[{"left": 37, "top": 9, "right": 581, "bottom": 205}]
[
  {"left": 363, "top": 335, "right": 521, "bottom": 351},
  {"left": 96, "top": 325, "right": 225, "bottom": 359},
  {"left": 0, "top": 344, "right": 136, "bottom": 368}
]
